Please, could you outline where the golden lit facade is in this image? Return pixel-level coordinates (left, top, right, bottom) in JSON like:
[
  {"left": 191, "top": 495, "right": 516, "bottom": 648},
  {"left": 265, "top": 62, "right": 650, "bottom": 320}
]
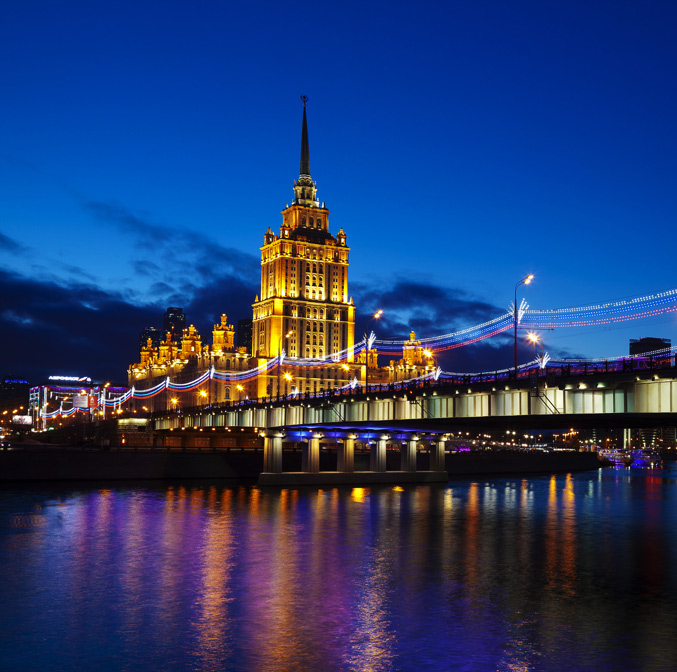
[
  {"left": 251, "top": 99, "right": 357, "bottom": 396},
  {"left": 128, "top": 100, "right": 434, "bottom": 405},
  {"left": 129, "top": 315, "right": 250, "bottom": 409}
]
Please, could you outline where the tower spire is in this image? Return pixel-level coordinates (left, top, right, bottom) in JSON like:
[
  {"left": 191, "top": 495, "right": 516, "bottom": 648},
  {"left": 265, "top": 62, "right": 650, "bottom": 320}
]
[
  {"left": 293, "top": 95, "right": 318, "bottom": 207},
  {"left": 300, "top": 95, "right": 310, "bottom": 178}
]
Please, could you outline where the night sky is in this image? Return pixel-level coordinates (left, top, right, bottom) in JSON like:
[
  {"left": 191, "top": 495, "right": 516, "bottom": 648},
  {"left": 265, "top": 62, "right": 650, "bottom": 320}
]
[{"left": 1, "top": 1, "right": 676, "bottom": 384}]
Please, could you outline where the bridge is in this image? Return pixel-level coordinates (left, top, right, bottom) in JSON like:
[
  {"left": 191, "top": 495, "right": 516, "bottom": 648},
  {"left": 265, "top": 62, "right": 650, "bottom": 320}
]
[{"left": 149, "top": 356, "right": 677, "bottom": 484}]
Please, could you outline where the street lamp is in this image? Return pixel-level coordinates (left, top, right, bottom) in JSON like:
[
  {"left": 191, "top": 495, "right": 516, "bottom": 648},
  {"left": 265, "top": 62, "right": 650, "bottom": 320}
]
[
  {"left": 277, "top": 330, "right": 293, "bottom": 397},
  {"left": 514, "top": 274, "right": 534, "bottom": 377},
  {"left": 527, "top": 331, "right": 544, "bottom": 358},
  {"left": 364, "top": 309, "right": 383, "bottom": 392}
]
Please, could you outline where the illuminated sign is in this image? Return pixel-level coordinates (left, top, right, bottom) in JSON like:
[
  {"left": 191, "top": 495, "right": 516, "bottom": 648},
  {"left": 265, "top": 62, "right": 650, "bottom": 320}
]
[
  {"left": 12, "top": 415, "right": 33, "bottom": 426},
  {"left": 48, "top": 376, "right": 92, "bottom": 383},
  {"left": 72, "top": 395, "right": 89, "bottom": 409}
]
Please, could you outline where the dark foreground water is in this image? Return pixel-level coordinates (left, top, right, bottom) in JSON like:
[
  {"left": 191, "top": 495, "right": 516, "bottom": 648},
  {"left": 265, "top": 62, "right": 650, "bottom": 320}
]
[{"left": 1, "top": 467, "right": 677, "bottom": 672}]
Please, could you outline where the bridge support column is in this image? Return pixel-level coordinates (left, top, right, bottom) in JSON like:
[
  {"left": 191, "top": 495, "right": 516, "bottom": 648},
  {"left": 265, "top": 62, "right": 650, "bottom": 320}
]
[
  {"left": 338, "top": 435, "right": 355, "bottom": 472},
  {"left": 302, "top": 434, "right": 321, "bottom": 473},
  {"left": 371, "top": 437, "right": 387, "bottom": 472},
  {"left": 263, "top": 435, "right": 283, "bottom": 473},
  {"left": 430, "top": 440, "right": 446, "bottom": 471},
  {"left": 401, "top": 439, "right": 417, "bottom": 472}
]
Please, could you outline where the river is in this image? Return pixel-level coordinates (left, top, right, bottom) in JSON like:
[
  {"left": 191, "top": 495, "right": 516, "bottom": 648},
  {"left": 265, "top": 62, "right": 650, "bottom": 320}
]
[{"left": 1, "top": 466, "right": 676, "bottom": 671}]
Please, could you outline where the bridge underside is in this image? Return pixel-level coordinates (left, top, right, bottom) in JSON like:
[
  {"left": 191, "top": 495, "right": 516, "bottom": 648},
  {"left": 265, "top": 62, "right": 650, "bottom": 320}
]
[{"left": 280, "top": 412, "right": 677, "bottom": 435}]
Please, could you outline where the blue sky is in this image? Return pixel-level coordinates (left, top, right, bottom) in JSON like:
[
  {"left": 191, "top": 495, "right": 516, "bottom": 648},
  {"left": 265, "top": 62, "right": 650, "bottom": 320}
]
[{"left": 1, "top": 0, "right": 676, "bottom": 382}]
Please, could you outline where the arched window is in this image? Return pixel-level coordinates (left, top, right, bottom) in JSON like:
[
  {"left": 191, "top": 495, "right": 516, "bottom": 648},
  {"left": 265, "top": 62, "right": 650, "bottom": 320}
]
[
  {"left": 309, "top": 217, "right": 314, "bottom": 227},
  {"left": 225, "top": 388, "right": 230, "bottom": 399}
]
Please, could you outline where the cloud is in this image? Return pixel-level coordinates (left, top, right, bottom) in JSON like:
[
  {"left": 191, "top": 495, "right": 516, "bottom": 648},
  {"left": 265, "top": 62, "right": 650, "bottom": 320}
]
[
  {"left": 83, "top": 199, "right": 260, "bottom": 304},
  {"left": 0, "top": 232, "right": 29, "bottom": 255},
  {"left": 0, "top": 245, "right": 580, "bottom": 385},
  {"left": 0, "top": 269, "right": 159, "bottom": 383},
  {"left": 351, "top": 278, "right": 581, "bottom": 372},
  {"left": 353, "top": 278, "right": 505, "bottom": 339},
  {"left": 0, "top": 257, "right": 260, "bottom": 384}
]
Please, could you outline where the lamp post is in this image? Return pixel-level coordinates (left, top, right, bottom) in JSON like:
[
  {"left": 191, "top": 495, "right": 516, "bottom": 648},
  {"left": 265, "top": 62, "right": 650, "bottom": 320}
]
[
  {"left": 277, "top": 330, "right": 293, "bottom": 397},
  {"left": 364, "top": 309, "right": 383, "bottom": 393},
  {"left": 514, "top": 274, "right": 534, "bottom": 377}
]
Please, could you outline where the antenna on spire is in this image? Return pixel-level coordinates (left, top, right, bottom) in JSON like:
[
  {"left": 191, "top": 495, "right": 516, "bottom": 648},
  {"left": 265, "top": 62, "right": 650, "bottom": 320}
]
[{"left": 301, "top": 95, "right": 308, "bottom": 105}]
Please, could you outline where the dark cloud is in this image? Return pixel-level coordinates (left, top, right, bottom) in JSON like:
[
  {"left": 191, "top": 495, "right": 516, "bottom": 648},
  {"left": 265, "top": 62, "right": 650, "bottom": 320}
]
[
  {"left": 353, "top": 279, "right": 505, "bottom": 341},
  {"left": 83, "top": 199, "right": 260, "bottom": 305},
  {"left": 352, "top": 279, "right": 580, "bottom": 372},
  {"left": 0, "top": 256, "right": 579, "bottom": 385},
  {"left": 0, "top": 269, "right": 156, "bottom": 383},
  {"left": 0, "top": 260, "right": 259, "bottom": 384},
  {"left": 0, "top": 232, "right": 29, "bottom": 255}
]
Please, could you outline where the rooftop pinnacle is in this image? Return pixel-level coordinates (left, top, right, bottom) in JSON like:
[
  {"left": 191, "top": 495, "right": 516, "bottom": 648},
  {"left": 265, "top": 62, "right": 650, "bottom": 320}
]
[{"left": 300, "top": 95, "right": 310, "bottom": 178}]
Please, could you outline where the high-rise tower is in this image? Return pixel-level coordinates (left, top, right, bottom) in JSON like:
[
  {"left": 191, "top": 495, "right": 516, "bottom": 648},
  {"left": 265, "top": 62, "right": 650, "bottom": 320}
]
[{"left": 252, "top": 98, "right": 355, "bottom": 375}]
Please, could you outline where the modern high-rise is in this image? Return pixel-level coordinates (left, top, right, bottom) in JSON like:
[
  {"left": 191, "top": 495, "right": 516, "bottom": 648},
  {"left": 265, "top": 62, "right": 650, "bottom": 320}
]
[
  {"left": 139, "top": 326, "right": 161, "bottom": 351},
  {"left": 163, "top": 307, "right": 186, "bottom": 342}
]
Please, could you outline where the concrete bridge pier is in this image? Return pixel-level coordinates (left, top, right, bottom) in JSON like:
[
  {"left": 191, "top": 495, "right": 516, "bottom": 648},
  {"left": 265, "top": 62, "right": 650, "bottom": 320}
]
[
  {"left": 401, "top": 437, "right": 418, "bottom": 472},
  {"left": 263, "top": 434, "right": 283, "bottom": 473},
  {"left": 371, "top": 436, "right": 387, "bottom": 472},
  {"left": 302, "top": 434, "right": 321, "bottom": 473},
  {"left": 337, "top": 435, "right": 355, "bottom": 472},
  {"left": 430, "top": 439, "right": 446, "bottom": 471}
]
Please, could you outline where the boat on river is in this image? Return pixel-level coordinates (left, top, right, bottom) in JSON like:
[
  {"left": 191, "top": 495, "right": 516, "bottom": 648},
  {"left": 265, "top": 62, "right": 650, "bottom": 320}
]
[
  {"left": 630, "top": 447, "right": 663, "bottom": 468},
  {"left": 598, "top": 449, "right": 632, "bottom": 466}
]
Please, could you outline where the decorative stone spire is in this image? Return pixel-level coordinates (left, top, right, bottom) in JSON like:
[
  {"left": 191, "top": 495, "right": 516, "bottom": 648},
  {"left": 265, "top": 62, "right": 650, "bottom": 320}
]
[
  {"left": 293, "top": 95, "right": 318, "bottom": 207},
  {"left": 300, "top": 95, "right": 310, "bottom": 178}
]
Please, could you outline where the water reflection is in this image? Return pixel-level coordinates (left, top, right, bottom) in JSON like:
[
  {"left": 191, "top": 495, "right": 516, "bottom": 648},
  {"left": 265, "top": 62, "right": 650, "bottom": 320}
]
[{"left": 1, "top": 471, "right": 677, "bottom": 671}]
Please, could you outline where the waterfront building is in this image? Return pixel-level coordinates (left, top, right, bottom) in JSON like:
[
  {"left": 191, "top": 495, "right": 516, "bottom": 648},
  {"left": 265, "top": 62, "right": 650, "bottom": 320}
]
[
  {"left": 128, "top": 100, "right": 433, "bottom": 406},
  {"left": 130, "top": 315, "right": 250, "bottom": 408}
]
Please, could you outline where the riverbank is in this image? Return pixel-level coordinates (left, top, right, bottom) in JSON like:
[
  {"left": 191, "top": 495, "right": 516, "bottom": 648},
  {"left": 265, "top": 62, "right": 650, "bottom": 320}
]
[{"left": 0, "top": 446, "right": 600, "bottom": 482}]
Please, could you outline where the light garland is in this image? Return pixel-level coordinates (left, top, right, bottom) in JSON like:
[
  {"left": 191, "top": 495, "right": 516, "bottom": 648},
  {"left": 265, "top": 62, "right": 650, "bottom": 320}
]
[{"left": 38, "top": 287, "right": 677, "bottom": 419}]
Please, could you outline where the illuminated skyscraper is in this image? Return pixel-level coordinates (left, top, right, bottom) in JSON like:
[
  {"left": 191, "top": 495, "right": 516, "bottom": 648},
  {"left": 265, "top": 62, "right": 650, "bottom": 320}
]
[
  {"left": 129, "top": 100, "right": 432, "bottom": 403},
  {"left": 252, "top": 98, "right": 355, "bottom": 367}
]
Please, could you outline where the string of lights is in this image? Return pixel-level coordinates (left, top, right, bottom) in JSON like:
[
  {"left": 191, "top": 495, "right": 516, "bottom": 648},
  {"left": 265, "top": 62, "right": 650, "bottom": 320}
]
[{"left": 38, "top": 287, "right": 677, "bottom": 418}]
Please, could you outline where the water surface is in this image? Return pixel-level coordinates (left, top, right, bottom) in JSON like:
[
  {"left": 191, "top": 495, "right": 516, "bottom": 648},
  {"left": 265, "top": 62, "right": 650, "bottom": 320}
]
[{"left": 1, "top": 468, "right": 676, "bottom": 671}]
